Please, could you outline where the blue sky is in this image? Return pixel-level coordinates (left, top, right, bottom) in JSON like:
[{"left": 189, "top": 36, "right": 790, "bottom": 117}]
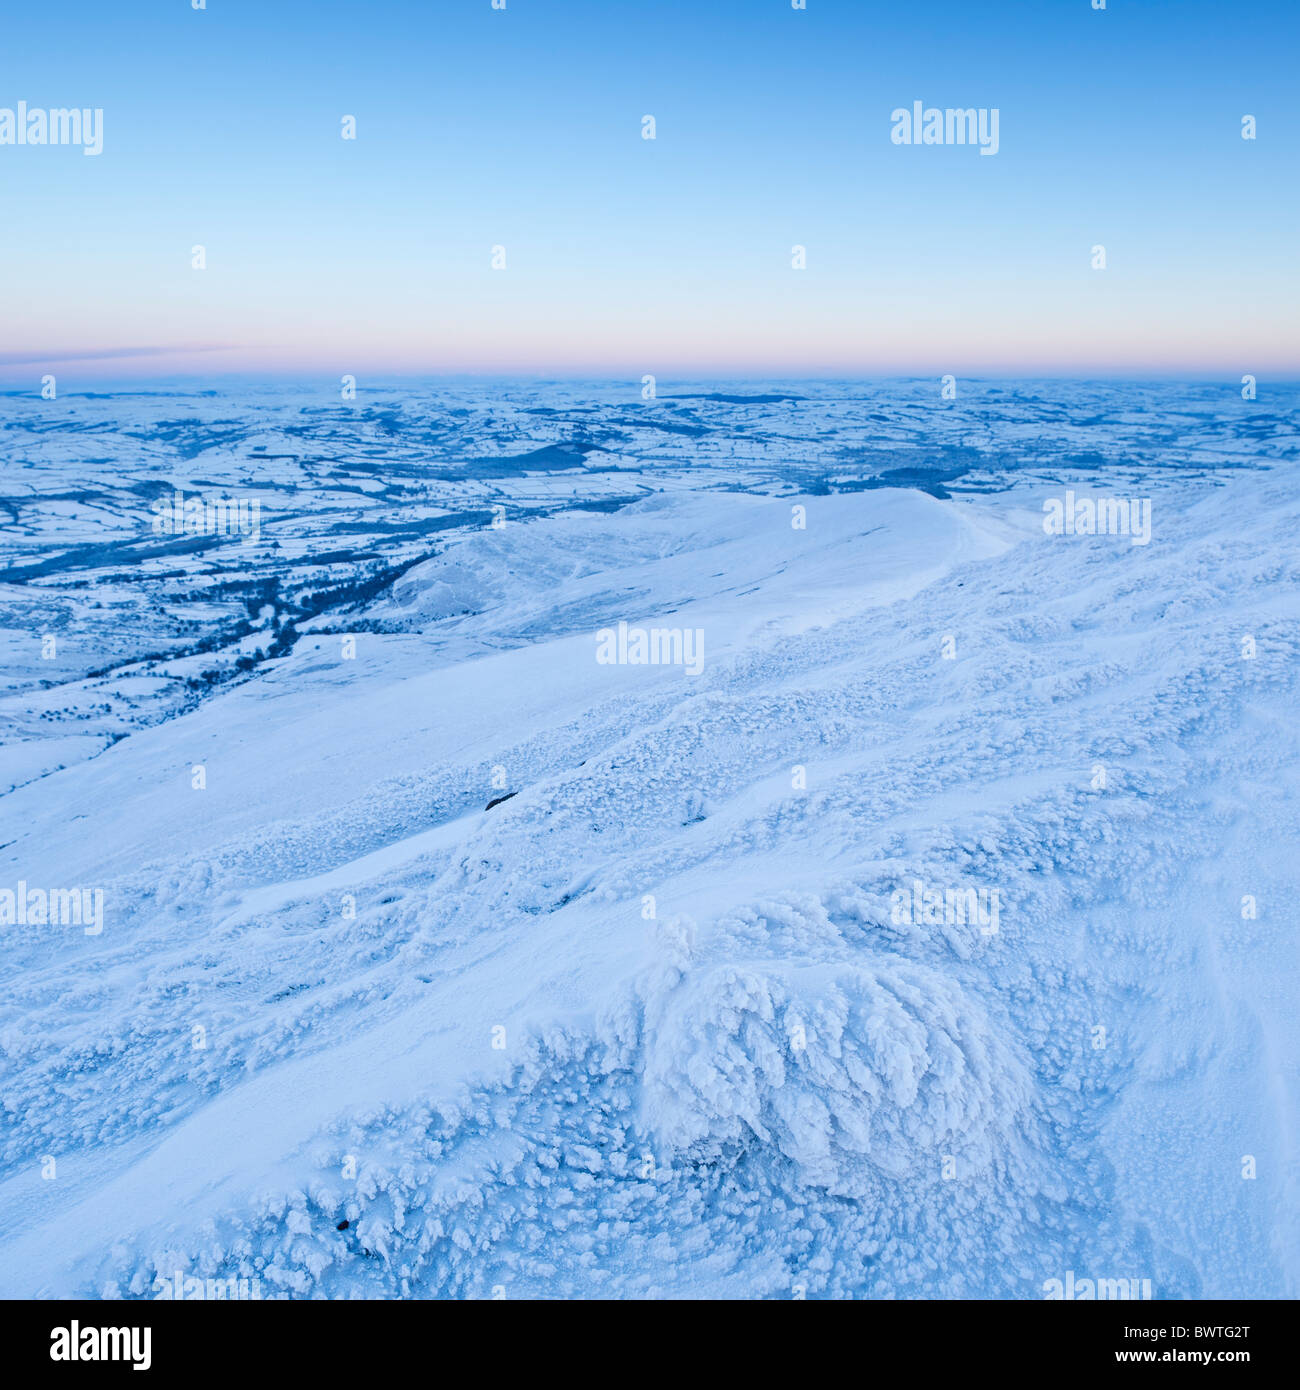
[{"left": 1, "top": 0, "right": 1297, "bottom": 381}]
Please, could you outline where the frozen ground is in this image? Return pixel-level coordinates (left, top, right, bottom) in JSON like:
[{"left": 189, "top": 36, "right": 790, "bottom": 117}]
[{"left": 0, "top": 380, "right": 1296, "bottom": 1298}]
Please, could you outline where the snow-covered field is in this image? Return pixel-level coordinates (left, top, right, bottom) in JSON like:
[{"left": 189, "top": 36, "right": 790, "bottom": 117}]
[{"left": 0, "top": 380, "right": 1296, "bottom": 1298}]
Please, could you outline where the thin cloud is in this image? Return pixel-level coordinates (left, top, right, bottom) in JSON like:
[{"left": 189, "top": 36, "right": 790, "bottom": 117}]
[{"left": 0, "top": 345, "right": 239, "bottom": 367}]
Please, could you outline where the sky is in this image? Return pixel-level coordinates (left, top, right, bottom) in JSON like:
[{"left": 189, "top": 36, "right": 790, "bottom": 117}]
[{"left": 1, "top": 0, "right": 1297, "bottom": 383}]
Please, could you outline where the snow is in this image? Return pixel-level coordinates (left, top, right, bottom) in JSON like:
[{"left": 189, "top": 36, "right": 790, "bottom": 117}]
[{"left": 0, "top": 380, "right": 1296, "bottom": 1299}]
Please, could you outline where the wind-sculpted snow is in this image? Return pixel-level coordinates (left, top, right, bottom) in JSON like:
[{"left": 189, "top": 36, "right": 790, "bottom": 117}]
[
  {"left": 637, "top": 920, "right": 1037, "bottom": 1195},
  {"left": 0, "top": 381, "right": 1296, "bottom": 1299}
]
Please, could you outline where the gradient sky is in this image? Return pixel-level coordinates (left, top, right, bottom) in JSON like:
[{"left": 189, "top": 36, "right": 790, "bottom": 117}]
[{"left": 1, "top": 0, "right": 1297, "bottom": 382}]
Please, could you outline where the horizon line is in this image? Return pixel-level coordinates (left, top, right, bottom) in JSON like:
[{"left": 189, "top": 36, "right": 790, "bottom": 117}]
[{"left": 0, "top": 367, "right": 1295, "bottom": 389}]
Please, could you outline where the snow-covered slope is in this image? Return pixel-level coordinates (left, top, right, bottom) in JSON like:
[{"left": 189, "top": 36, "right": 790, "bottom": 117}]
[{"left": 1, "top": 443, "right": 1296, "bottom": 1299}]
